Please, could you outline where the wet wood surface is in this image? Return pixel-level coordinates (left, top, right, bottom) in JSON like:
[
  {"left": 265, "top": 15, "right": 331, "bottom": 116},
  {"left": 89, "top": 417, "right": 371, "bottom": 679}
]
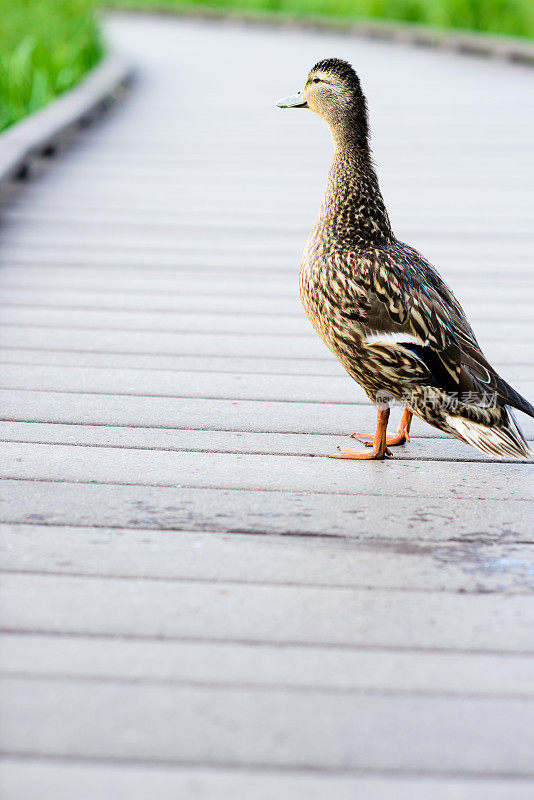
[{"left": 1, "top": 13, "right": 533, "bottom": 800}]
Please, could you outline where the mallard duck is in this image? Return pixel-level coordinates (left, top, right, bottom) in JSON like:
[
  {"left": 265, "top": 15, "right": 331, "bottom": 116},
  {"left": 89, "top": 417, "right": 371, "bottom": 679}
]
[{"left": 277, "top": 58, "right": 534, "bottom": 460}]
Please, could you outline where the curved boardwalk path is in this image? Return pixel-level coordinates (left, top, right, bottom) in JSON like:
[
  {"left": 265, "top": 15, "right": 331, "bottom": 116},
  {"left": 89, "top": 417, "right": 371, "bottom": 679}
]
[{"left": 1, "top": 13, "right": 534, "bottom": 799}]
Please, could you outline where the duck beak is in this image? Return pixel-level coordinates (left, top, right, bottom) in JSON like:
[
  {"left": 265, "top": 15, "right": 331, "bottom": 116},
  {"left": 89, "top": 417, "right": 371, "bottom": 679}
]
[{"left": 276, "top": 90, "right": 308, "bottom": 109}]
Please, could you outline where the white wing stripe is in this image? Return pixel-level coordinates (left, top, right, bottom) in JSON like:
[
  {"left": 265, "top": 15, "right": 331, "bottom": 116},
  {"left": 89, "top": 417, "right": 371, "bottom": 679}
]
[{"left": 364, "top": 332, "right": 428, "bottom": 347}]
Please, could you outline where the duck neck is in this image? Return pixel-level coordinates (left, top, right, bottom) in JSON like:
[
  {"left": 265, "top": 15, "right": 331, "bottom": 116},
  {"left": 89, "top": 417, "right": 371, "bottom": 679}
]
[{"left": 319, "top": 130, "right": 392, "bottom": 247}]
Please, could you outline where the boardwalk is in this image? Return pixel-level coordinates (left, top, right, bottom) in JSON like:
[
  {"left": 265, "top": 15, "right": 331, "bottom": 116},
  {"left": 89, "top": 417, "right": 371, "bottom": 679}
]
[{"left": 1, "top": 13, "right": 534, "bottom": 799}]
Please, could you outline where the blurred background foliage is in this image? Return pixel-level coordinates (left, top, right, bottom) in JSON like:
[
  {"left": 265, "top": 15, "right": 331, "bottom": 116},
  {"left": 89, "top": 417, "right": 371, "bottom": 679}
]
[
  {"left": 113, "top": 0, "right": 534, "bottom": 38},
  {"left": 1, "top": 0, "right": 533, "bottom": 132},
  {"left": 0, "top": 0, "right": 103, "bottom": 131}
]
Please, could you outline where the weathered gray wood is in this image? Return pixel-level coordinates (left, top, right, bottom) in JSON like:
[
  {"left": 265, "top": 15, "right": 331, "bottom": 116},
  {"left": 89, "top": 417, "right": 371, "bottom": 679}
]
[
  {"left": 3, "top": 572, "right": 534, "bottom": 651},
  {"left": 0, "top": 422, "right": 531, "bottom": 462},
  {"left": 1, "top": 440, "right": 533, "bottom": 496},
  {"left": 1, "top": 480, "right": 531, "bottom": 541},
  {"left": 3, "top": 391, "right": 534, "bottom": 440},
  {"left": 0, "top": 349, "right": 353, "bottom": 374},
  {"left": 0, "top": 363, "right": 373, "bottom": 403},
  {"left": 3, "top": 762, "right": 533, "bottom": 800},
  {"left": 4, "top": 630, "right": 534, "bottom": 696},
  {"left": 1, "top": 326, "right": 335, "bottom": 359},
  {"left": 2, "top": 677, "right": 534, "bottom": 774},
  {"left": 2, "top": 763, "right": 534, "bottom": 800},
  {"left": 2, "top": 524, "right": 534, "bottom": 595}
]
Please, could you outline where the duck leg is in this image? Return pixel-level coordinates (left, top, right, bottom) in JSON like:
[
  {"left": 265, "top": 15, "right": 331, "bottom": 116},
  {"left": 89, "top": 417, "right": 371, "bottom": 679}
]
[
  {"left": 352, "top": 408, "right": 413, "bottom": 447},
  {"left": 329, "top": 407, "right": 393, "bottom": 460}
]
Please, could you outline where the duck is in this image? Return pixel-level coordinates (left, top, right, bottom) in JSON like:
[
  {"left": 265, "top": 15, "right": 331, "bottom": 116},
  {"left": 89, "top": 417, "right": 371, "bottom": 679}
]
[{"left": 277, "top": 58, "right": 534, "bottom": 460}]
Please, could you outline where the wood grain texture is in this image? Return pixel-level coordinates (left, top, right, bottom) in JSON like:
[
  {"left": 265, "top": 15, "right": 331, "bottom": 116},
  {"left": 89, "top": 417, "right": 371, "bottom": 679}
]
[{"left": 2, "top": 760, "right": 534, "bottom": 800}]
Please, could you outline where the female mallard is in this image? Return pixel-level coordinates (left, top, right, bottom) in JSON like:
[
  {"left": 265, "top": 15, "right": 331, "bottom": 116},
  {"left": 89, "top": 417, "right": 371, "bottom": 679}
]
[{"left": 277, "top": 58, "right": 533, "bottom": 460}]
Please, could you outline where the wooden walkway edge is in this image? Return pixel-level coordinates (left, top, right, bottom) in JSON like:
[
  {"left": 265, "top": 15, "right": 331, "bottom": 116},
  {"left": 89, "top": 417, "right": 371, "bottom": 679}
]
[{"left": 0, "top": 52, "right": 133, "bottom": 187}]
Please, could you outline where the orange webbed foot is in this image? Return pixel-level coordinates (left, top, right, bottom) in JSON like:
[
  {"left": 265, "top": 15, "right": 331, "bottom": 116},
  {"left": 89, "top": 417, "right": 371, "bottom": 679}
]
[{"left": 328, "top": 444, "right": 393, "bottom": 460}]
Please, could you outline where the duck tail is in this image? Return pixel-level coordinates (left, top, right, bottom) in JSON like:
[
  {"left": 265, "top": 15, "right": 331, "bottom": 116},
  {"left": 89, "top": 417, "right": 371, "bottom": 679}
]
[{"left": 445, "top": 407, "right": 532, "bottom": 460}]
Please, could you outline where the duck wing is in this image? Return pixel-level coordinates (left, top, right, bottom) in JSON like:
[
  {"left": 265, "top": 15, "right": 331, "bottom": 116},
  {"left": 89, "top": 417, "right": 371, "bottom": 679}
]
[{"left": 342, "top": 241, "right": 534, "bottom": 418}]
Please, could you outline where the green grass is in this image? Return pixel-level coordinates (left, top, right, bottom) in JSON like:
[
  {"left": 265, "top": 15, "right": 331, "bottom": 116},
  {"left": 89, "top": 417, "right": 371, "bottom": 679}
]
[
  {"left": 0, "top": 0, "right": 103, "bottom": 132},
  {"left": 109, "top": 0, "right": 534, "bottom": 39}
]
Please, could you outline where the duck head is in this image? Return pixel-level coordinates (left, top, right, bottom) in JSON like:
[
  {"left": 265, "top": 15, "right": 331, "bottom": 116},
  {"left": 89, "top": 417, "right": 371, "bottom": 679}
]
[{"left": 277, "top": 58, "right": 369, "bottom": 149}]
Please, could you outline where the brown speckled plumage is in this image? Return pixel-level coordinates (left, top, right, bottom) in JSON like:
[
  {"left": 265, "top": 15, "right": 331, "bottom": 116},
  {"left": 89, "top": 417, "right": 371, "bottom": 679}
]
[{"left": 280, "top": 58, "right": 534, "bottom": 459}]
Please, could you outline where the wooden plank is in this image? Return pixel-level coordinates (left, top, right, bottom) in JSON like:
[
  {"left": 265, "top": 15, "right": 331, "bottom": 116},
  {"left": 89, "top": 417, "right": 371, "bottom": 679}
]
[
  {"left": 1, "top": 677, "right": 534, "bottom": 773},
  {"left": 2, "top": 523, "right": 534, "bottom": 595},
  {"left": 2, "top": 391, "right": 534, "bottom": 440},
  {"left": 0, "top": 422, "right": 531, "bottom": 461},
  {"left": 0, "top": 349, "right": 350, "bottom": 375},
  {"left": 4, "top": 630, "right": 534, "bottom": 696},
  {"left": 0, "top": 364, "right": 373, "bottom": 403},
  {"left": 2, "top": 440, "right": 533, "bottom": 497},
  {"left": 2, "top": 572, "right": 534, "bottom": 650},
  {"left": 2, "top": 760, "right": 534, "bottom": 800},
  {"left": 1, "top": 480, "right": 531, "bottom": 541},
  {"left": 0, "top": 327, "right": 335, "bottom": 359}
]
